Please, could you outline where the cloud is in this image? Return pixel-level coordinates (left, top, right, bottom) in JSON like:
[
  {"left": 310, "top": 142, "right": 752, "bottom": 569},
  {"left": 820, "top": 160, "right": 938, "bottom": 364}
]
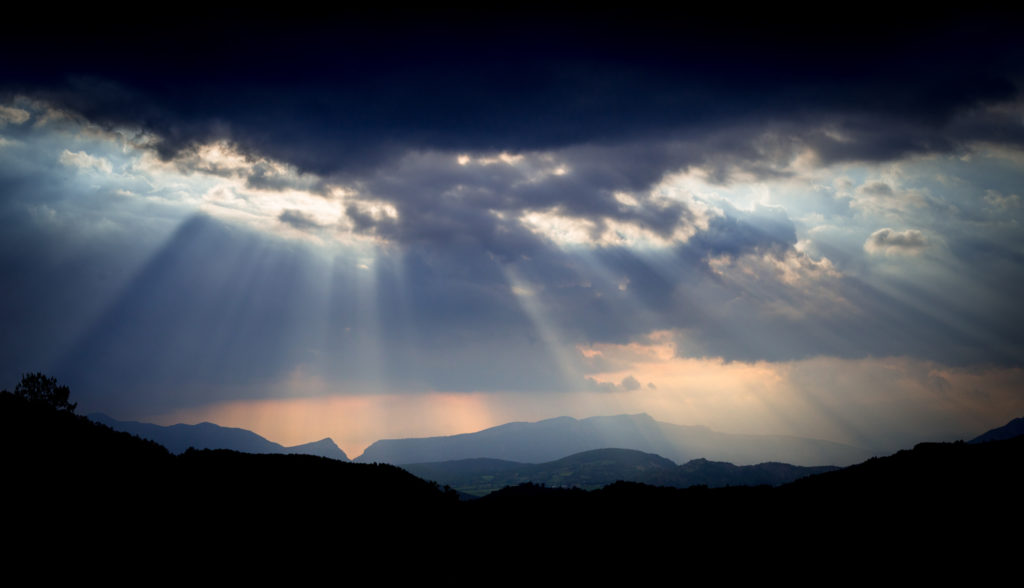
[
  {"left": 860, "top": 181, "right": 894, "bottom": 196},
  {"left": 3, "top": 13, "right": 1021, "bottom": 181},
  {"left": 583, "top": 374, "right": 649, "bottom": 394},
  {"left": 336, "top": 148, "right": 711, "bottom": 259},
  {"left": 59, "top": 149, "right": 113, "bottom": 173},
  {"left": 278, "top": 209, "right": 325, "bottom": 232},
  {"left": 984, "top": 190, "right": 1021, "bottom": 210},
  {"left": 584, "top": 377, "right": 619, "bottom": 394},
  {"left": 864, "top": 228, "right": 929, "bottom": 255},
  {"left": 0, "top": 105, "right": 30, "bottom": 125}
]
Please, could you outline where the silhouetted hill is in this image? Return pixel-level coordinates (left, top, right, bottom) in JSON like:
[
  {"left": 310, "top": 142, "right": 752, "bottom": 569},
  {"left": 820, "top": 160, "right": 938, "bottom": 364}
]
[
  {"left": 174, "top": 447, "right": 453, "bottom": 516},
  {"left": 2, "top": 391, "right": 175, "bottom": 526},
  {"left": 3, "top": 390, "right": 454, "bottom": 561},
  {"left": 782, "top": 435, "right": 1024, "bottom": 502},
  {"left": 970, "top": 416, "right": 1024, "bottom": 443},
  {"left": 404, "top": 448, "right": 836, "bottom": 496},
  {"left": 89, "top": 413, "right": 349, "bottom": 460},
  {"left": 467, "top": 435, "right": 1023, "bottom": 563},
  {"left": 357, "top": 413, "right": 870, "bottom": 466}
]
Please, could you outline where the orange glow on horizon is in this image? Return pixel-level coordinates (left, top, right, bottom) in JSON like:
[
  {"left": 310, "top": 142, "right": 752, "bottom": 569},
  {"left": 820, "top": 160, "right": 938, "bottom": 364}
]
[{"left": 155, "top": 392, "right": 505, "bottom": 459}]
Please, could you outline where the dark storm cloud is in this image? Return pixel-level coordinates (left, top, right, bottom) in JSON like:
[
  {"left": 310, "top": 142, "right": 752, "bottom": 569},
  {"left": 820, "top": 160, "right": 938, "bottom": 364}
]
[
  {"left": 4, "top": 10, "right": 1022, "bottom": 178},
  {"left": 6, "top": 12, "right": 1022, "bottom": 282}
]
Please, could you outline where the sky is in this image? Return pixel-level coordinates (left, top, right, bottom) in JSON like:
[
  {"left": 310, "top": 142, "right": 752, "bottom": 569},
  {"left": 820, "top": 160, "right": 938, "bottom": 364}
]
[{"left": 2, "top": 11, "right": 1024, "bottom": 457}]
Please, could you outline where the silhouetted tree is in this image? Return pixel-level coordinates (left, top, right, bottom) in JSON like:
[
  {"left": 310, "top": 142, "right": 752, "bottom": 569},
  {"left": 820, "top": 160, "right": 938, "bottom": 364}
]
[{"left": 8, "top": 372, "right": 77, "bottom": 413}]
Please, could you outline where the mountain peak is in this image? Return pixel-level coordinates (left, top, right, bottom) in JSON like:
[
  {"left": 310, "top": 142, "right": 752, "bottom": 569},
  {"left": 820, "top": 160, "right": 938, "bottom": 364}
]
[{"left": 286, "top": 437, "right": 349, "bottom": 461}]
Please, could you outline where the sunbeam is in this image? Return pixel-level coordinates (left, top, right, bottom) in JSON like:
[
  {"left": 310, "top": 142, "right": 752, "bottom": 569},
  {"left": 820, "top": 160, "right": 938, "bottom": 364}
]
[{"left": 501, "top": 264, "right": 585, "bottom": 391}]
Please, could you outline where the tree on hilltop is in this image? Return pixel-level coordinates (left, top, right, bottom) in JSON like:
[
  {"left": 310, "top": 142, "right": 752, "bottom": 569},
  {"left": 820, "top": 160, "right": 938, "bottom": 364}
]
[{"left": 6, "top": 372, "right": 77, "bottom": 413}]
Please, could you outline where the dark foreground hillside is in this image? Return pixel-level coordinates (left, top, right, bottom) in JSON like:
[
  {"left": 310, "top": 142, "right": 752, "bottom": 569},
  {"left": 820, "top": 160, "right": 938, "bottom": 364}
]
[
  {"left": 1, "top": 391, "right": 458, "bottom": 574},
  {"left": 3, "top": 390, "right": 1020, "bottom": 580}
]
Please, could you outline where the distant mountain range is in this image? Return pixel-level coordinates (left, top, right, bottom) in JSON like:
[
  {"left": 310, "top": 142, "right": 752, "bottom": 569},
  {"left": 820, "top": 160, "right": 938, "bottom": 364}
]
[
  {"left": 393, "top": 415, "right": 1024, "bottom": 496},
  {"left": 403, "top": 448, "right": 838, "bottom": 496},
  {"left": 88, "top": 414, "right": 349, "bottom": 461},
  {"left": 356, "top": 413, "right": 873, "bottom": 466},
  {"left": 87, "top": 412, "right": 1024, "bottom": 475}
]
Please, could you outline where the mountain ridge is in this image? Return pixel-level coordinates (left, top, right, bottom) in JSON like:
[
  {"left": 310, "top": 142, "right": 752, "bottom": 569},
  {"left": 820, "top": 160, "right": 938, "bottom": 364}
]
[
  {"left": 357, "top": 412, "right": 871, "bottom": 466},
  {"left": 88, "top": 412, "right": 1024, "bottom": 471},
  {"left": 89, "top": 413, "right": 349, "bottom": 461}
]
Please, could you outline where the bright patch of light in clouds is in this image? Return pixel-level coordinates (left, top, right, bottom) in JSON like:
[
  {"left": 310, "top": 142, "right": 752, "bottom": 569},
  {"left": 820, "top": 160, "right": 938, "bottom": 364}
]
[
  {"left": 134, "top": 141, "right": 354, "bottom": 241},
  {"left": 519, "top": 209, "right": 598, "bottom": 246},
  {"left": 9, "top": 103, "right": 379, "bottom": 247},
  {"left": 59, "top": 149, "right": 114, "bottom": 173},
  {"left": 520, "top": 207, "right": 697, "bottom": 249},
  {"left": 0, "top": 104, "right": 30, "bottom": 125}
]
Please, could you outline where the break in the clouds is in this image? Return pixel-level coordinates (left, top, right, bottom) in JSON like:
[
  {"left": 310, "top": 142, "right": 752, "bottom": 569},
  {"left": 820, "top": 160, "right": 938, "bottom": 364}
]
[{"left": 2, "top": 11, "right": 1023, "bottom": 453}]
